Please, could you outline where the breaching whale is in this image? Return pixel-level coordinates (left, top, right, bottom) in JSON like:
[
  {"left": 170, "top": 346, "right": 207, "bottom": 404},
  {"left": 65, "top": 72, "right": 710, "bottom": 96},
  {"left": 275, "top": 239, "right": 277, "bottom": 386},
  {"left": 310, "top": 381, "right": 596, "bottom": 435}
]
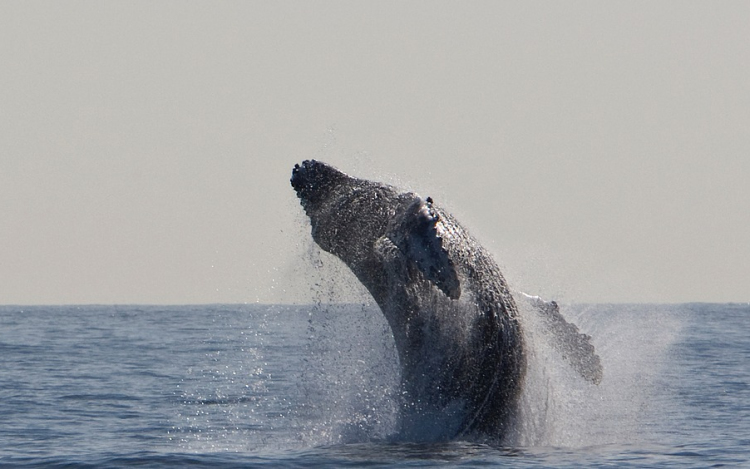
[{"left": 291, "top": 160, "right": 601, "bottom": 441}]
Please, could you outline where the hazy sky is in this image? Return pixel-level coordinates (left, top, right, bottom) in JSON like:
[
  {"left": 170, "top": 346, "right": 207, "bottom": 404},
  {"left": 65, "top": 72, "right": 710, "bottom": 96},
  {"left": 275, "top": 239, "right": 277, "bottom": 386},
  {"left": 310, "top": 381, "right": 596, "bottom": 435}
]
[{"left": 1, "top": 2, "right": 748, "bottom": 305}]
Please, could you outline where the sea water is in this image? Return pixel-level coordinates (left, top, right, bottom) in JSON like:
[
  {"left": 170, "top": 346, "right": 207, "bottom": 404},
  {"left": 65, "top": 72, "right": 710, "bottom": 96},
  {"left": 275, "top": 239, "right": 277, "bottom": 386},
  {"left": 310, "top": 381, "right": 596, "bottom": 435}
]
[{"left": 0, "top": 302, "right": 748, "bottom": 467}]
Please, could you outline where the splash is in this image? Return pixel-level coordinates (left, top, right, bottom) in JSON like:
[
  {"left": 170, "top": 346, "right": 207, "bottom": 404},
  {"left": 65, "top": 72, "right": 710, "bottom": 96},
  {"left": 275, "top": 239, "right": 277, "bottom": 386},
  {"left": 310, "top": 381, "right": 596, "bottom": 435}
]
[
  {"left": 511, "top": 299, "right": 683, "bottom": 447},
  {"left": 293, "top": 235, "right": 684, "bottom": 447},
  {"left": 296, "top": 239, "right": 400, "bottom": 445}
]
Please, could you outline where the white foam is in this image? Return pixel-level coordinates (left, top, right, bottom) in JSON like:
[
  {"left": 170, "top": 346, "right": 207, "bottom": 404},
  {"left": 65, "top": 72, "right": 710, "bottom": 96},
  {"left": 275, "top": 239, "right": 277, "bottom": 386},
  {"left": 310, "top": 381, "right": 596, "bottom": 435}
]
[{"left": 511, "top": 300, "right": 684, "bottom": 447}]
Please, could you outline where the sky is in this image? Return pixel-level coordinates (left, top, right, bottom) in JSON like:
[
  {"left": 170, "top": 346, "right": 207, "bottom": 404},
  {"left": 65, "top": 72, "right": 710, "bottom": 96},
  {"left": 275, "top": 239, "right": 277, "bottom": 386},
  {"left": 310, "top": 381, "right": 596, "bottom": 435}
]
[{"left": 1, "top": 2, "right": 748, "bottom": 305}]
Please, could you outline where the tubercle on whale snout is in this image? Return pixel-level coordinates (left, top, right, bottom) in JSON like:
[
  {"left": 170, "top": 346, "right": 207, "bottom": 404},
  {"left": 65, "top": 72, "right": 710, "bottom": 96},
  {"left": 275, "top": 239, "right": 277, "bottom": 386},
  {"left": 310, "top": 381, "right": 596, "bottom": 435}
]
[{"left": 289, "top": 161, "right": 311, "bottom": 193}]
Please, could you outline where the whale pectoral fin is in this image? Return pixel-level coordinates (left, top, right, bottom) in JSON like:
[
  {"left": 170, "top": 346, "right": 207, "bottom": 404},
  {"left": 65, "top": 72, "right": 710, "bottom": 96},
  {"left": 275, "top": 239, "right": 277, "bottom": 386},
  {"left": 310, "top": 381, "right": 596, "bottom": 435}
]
[
  {"left": 522, "top": 293, "right": 604, "bottom": 384},
  {"left": 388, "top": 197, "right": 461, "bottom": 300}
]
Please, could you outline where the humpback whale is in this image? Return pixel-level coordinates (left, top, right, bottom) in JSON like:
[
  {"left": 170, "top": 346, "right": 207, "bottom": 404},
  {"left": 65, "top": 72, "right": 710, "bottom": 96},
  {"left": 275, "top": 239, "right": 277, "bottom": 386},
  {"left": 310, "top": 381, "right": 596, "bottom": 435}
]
[{"left": 291, "top": 160, "right": 601, "bottom": 441}]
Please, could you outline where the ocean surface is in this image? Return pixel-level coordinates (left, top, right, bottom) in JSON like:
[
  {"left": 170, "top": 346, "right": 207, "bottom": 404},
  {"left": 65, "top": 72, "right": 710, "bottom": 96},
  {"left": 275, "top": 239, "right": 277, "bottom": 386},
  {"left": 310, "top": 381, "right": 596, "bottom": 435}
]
[{"left": 1, "top": 301, "right": 748, "bottom": 467}]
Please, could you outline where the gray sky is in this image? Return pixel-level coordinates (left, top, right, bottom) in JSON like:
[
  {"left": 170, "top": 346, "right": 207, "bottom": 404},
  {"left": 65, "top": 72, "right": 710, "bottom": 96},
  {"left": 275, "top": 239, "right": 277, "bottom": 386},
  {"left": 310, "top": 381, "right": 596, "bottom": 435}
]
[{"left": 1, "top": 2, "right": 748, "bottom": 305}]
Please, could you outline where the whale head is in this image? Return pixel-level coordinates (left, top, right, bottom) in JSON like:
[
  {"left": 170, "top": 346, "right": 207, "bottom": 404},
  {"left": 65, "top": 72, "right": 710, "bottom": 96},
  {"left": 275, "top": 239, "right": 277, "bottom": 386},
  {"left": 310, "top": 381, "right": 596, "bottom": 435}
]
[
  {"left": 291, "top": 159, "right": 349, "bottom": 214},
  {"left": 291, "top": 160, "right": 461, "bottom": 300},
  {"left": 291, "top": 160, "right": 400, "bottom": 268}
]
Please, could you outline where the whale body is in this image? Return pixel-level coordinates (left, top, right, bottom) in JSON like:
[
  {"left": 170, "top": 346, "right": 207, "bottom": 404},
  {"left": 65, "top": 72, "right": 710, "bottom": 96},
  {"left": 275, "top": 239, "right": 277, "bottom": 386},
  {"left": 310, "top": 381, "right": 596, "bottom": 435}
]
[{"left": 291, "top": 160, "right": 601, "bottom": 441}]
